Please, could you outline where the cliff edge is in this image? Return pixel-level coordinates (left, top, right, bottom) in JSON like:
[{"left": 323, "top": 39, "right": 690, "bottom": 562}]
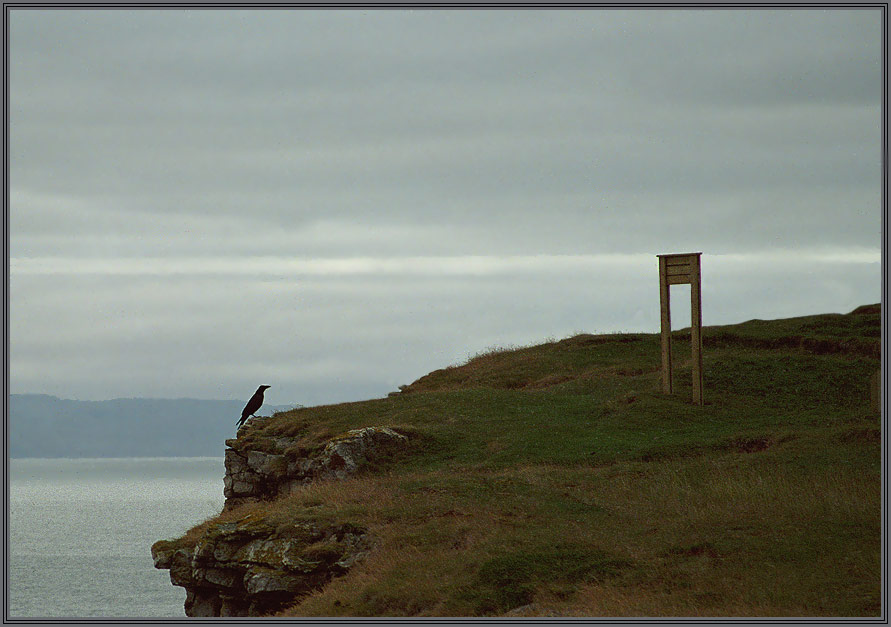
[
  {"left": 151, "top": 426, "right": 408, "bottom": 617},
  {"left": 152, "top": 305, "right": 881, "bottom": 617}
]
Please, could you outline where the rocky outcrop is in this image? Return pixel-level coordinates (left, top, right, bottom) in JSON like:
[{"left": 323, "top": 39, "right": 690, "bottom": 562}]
[
  {"left": 153, "top": 425, "right": 409, "bottom": 617},
  {"left": 223, "top": 426, "right": 408, "bottom": 510},
  {"left": 224, "top": 426, "right": 408, "bottom": 509},
  {"left": 151, "top": 516, "right": 371, "bottom": 617}
]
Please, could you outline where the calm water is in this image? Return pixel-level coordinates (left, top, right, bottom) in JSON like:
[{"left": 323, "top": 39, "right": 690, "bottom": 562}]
[{"left": 8, "top": 457, "right": 226, "bottom": 618}]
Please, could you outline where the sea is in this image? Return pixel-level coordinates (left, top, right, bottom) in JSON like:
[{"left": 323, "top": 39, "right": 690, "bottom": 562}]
[{"left": 8, "top": 457, "right": 226, "bottom": 618}]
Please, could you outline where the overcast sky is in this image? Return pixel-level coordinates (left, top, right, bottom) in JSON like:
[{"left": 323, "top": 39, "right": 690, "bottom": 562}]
[{"left": 8, "top": 8, "right": 883, "bottom": 406}]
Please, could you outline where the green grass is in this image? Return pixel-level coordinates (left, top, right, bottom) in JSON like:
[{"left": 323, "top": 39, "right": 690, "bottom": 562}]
[
  {"left": 463, "top": 544, "right": 633, "bottom": 614},
  {"left": 182, "top": 304, "right": 881, "bottom": 617}
]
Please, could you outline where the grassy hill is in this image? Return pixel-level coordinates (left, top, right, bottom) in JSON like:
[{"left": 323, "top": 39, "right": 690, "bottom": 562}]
[{"left": 181, "top": 304, "right": 881, "bottom": 617}]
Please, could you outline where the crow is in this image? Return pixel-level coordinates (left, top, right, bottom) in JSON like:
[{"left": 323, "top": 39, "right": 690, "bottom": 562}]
[{"left": 237, "top": 385, "right": 271, "bottom": 428}]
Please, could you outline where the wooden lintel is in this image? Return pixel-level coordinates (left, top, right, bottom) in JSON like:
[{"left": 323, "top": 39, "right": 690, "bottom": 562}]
[
  {"left": 658, "top": 252, "right": 702, "bottom": 261},
  {"left": 666, "top": 264, "right": 695, "bottom": 276},
  {"left": 665, "top": 258, "right": 696, "bottom": 267},
  {"left": 658, "top": 252, "right": 702, "bottom": 257},
  {"left": 666, "top": 274, "right": 692, "bottom": 285}
]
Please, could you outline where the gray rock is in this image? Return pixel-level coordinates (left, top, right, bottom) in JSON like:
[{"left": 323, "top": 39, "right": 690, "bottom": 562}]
[
  {"left": 212, "top": 539, "right": 242, "bottom": 562},
  {"left": 150, "top": 540, "right": 177, "bottom": 569},
  {"left": 169, "top": 549, "right": 196, "bottom": 588},
  {"left": 247, "top": 451, "right": 288, "bottom": 476},
  {"left": 247, "top": 450, "right": 270, "bottom": 472},
  {"left": 192, "top": 537, "right": 218, "bottom": 562},
  {"left": 315, "top": 427, "right": 408, "bottom": 480},
  {"left": 243, "top": 566, "right": 309, "bottom": 595},
  {"left": 203, "top": 567, "right": 241, "bottom": 589},
  {"left": 233, "top": 537, "right": 323, "bottom": 574},
  {"left": 224, "top": 448, "right": 247, "bottom": 472},
  {"left": 221, "top": 425, "right": 408, "bottom": 506},
  {"left": 230, "top": 479, "right": 258, "bottom": 495}
]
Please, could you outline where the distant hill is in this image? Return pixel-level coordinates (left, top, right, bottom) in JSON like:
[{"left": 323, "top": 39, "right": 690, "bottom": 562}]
[{"left": 8, "top": 395, "right": 300, "bottom": 458}]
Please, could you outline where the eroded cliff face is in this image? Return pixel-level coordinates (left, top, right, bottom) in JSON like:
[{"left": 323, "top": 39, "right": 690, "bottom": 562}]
[
  {"left": 223, "top": 426, "right": 408, "bottom": 510},
  {"left": 151, "top": 517, "right": 371, "bottom": 617},
  {"left": 151, "top": 425, "right": 409, "bottom": 617}
]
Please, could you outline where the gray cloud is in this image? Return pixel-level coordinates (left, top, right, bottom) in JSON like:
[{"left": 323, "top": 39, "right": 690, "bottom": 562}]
[{"left": 8, "top": 8, "right": 882, "bottom": 404}]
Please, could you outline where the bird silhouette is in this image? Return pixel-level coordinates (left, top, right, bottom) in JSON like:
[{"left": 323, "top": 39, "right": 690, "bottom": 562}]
[{"left": 237, "top": 385, "right": 270, "bottom": 428}]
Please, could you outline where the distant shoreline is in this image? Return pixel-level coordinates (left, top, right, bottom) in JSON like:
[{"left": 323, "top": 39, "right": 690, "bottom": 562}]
[
  {"left": 10, "top": 455, "right": 227, "bottom": 460},
  {"left": 9, "top": 395, "right": 297, "bottom": 458}
]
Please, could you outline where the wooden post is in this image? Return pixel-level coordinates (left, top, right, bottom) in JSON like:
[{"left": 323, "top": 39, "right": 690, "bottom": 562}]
[
  {"left": 690, "top": 258, "right": 703, "bottom": 405},
  {"left": 657, "top": 252, "right": 703, "bottom": 405},
  {"left": 659, "top": 256, "right": 672, "bottom": 394}
]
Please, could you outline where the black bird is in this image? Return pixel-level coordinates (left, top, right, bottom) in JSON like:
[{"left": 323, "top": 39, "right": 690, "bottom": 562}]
[{"left": 237, "top": 385, "right": 271, "bottom": 428}]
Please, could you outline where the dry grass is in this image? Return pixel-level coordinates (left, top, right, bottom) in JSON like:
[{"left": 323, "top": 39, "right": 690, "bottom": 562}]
[
  {"left": 563, "top": 583, "right": 811, "bottom": 617},
  {"left": 268, "top": 448, "right": 879, "bottom": 617},
  {"left": 170, "top": 306, "right": 880, "bottom": 617},
  {"left": 174, "top": 499, "right": 269, "bottom": 549},
  {"left": 180, "top": 447, "right": 880, "bottom": 617}
]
